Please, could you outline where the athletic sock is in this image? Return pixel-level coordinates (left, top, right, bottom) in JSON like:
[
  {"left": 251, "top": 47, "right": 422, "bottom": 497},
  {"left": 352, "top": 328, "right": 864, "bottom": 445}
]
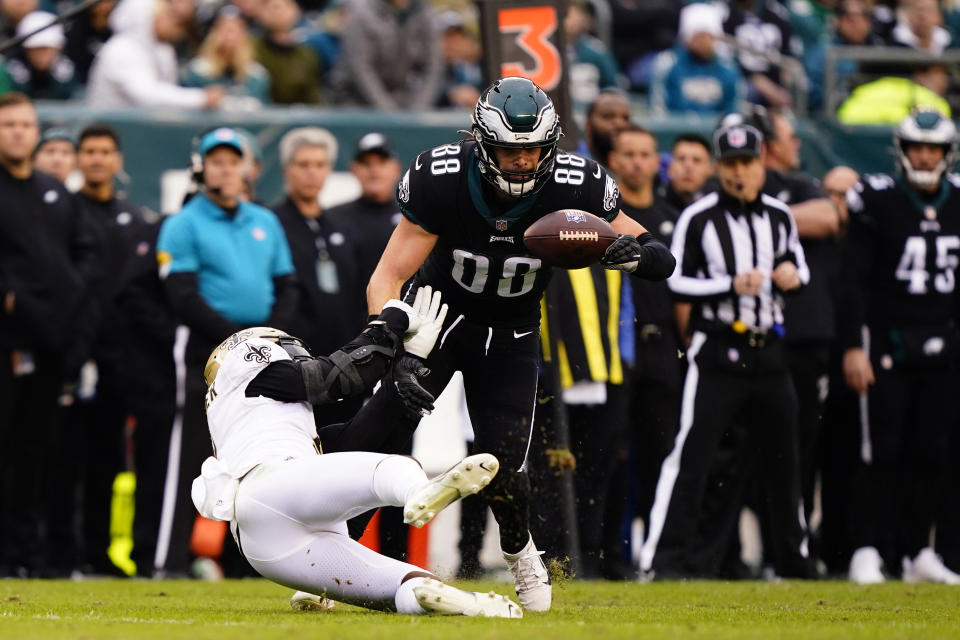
[
  {"left": 394, "top": 576, "right": 429, "bottom": 614},
  {"left": 372, "top": 455, "right": 426, "bottom": 506},
  {"left": 503, "top": 534, "right": 534, "bottom": 559}
]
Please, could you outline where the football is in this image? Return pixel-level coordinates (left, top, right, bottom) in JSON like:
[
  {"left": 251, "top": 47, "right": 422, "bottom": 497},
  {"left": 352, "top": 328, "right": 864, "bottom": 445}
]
[{"left": 523, "top": 209, "right": 618, "bottom": 269}]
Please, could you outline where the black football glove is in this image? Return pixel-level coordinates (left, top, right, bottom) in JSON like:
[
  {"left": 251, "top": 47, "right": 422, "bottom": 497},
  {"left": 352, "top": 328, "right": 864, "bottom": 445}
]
[
  {"left": 600, "top": 234, "right": 642, "bottom": 272},
  {"left": 393, "top": 354, "right": 435, "bottom": 419}
]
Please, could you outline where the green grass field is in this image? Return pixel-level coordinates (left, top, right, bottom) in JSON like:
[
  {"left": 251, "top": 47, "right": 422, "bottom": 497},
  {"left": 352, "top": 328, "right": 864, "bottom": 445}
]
[{"left": 1, "top": 579, "right": 958, "bottom": 640}]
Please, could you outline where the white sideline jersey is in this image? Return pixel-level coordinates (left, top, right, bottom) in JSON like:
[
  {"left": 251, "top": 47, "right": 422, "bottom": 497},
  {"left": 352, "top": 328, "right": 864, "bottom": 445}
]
[{"left": 205, "top": 338, "right": 319, "bottom": 478}]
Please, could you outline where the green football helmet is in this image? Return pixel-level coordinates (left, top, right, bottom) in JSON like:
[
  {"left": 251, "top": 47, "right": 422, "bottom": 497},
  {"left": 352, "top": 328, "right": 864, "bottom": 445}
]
[
  {"left": 894, "top": 106, "right": 958, "bottom": 188},
  {"left": 472, "top": 76, "right": 563, "bottom": 197}
]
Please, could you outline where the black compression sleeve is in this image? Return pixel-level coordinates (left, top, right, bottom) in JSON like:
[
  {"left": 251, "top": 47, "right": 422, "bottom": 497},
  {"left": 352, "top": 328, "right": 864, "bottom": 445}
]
[
  {"left": 245, "top": 307, "right": 409, "bottom": 406},
  {"left": 298, "top": 307, "right": 408, "bottom": 405},
  {"left": 246, "top": 360, "right": 308, "bottom": 401},
  {"left": 632, "top": 232, "right": 677, "bottom": 281}
]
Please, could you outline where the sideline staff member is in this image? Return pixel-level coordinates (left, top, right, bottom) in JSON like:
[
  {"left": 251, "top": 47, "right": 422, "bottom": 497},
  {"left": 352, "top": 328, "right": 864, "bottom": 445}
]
[
  {"left": 156, "top": 127, "right": 296, "bottom": 576},
  {"left": 608, "top": 125, "right": 683, "bottom": 567},
  {"left": 0, "top": 92, "right": 98, "bottom": 577},
  {"left": 640, "top": 123, "right": 814, "bottom": 579}
]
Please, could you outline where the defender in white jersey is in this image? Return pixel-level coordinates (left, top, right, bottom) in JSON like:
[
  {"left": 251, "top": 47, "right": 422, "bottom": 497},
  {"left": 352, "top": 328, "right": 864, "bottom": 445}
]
[{"left": 192, "top": 287, "right": 521, "bottom": 617}]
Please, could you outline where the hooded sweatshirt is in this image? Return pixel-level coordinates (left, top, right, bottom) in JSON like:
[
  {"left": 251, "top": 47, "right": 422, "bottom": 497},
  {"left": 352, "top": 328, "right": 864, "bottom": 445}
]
[{"left": 85, "top": 0, "right": 207, "bottom": 108}]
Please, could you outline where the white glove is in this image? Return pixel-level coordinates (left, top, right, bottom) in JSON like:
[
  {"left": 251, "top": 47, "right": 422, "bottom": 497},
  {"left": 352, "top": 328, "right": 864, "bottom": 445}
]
[
  {"left": 403, "top": 287, "right": 448, "bottom": 358},
  {"left": 382, "top": 285, "right": 435, "bottom": 334}
]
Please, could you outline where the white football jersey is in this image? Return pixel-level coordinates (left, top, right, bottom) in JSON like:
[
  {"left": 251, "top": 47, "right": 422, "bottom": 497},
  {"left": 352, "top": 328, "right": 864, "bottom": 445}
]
[{"left": 204, "top": 337, "right": 319, "bottom": 477}]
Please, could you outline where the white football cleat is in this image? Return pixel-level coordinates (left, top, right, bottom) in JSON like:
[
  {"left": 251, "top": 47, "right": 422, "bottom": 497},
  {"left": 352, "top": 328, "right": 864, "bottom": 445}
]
[
  {"left": 403, "top": 454, "right": 499, "bottom": 528},
  {"left": 290, "top": 591, "right": 336, "bottom": 611},
  {"left": 902, "top": 548, "right": 960, "bottom": 585},
  {"left": 413, "top": 578, "right": 522, "bottom": 618},
  {"left": 849, "top": 546, "right": 885, "bottom": 585},
  {"left": 504, "top": 536, "right": 552, "bottom": 611}
]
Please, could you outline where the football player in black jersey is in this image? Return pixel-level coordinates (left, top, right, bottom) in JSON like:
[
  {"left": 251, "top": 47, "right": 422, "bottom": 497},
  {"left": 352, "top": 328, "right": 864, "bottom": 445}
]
[
  {"left": 358, "top": 77, "right": 674, "bottom": 610},
  {"left": 842, "top": 107, "right": 960, "bottom": 585}
]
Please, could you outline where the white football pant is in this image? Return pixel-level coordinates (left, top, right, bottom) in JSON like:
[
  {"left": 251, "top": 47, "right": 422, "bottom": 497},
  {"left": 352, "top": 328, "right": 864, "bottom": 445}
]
[{"left": 233, "top": 452, "right": 430, "bottom": 611}]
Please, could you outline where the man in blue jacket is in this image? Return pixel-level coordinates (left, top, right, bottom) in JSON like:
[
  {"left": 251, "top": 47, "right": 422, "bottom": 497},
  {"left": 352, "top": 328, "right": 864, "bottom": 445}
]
[{"left": 155, "top": 127, "right": 296, "bottom": 577}]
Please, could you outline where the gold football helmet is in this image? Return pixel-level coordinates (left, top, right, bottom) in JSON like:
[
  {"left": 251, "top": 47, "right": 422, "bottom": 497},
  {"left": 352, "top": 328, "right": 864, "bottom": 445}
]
[{"left": 204, "top": 327, "right": 311, "bottom": 387}]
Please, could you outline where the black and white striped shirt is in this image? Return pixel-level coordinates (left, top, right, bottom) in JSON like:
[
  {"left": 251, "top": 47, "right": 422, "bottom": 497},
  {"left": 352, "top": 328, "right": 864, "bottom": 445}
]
[{"left": 668, "top": 190, "right": 809, "bottom": 332}]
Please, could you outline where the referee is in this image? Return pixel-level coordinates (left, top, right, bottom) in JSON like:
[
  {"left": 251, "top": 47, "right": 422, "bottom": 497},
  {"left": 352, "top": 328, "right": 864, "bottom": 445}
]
[{"left": 639, "top": 124, "right": 815, "bottom": 579}]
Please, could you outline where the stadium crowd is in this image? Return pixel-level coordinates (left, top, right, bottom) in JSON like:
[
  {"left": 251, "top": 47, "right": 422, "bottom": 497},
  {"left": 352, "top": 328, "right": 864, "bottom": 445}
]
[
  {"left": 2, "top": 0, "right": 960, "bottom": 595},
  {"left": 1, "top": 0, "right": 960, "bottom": 116}
]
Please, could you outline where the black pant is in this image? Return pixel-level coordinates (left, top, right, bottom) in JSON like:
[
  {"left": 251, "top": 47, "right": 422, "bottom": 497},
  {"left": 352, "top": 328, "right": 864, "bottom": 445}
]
[
  {"left": 325, "top": 311, "right": 541, "bottom": 554},
  {"left": 627, "top": 331, "right": 683, "bottom": 540},
  {"left": 693, "top": 419, "right": 757, "bottom": 578},
  {"left": 76, "top": 366, "right": 127, "bottom": 573},
  {"left": 814, "top": 348, "right": 861, "bottom": 574},
  {"left": 166, "top": 361, "right": 212, "bottom": 575},
  {"left": 152, "top": 331, "right": 217, "bottom": 576},
  {"left": 0, "top": 350, "right": 15, "bottom": 574},
  {"left": 938, "top": 421, "right": 960, "bottom": 572},
  {"left": 741, "top": 342, "right": 829, "bottom": 569},
  {"left": 569, "top": 382, "right": 629, "bottom": 576},
  {"left": 0, "top": 351, "right": 63, "bottom": 575},
  {"left": 129, "top": 387, "right": 176, "bottom": 576},
  {"left": 527, "top": 359, "right": 580, "bottom": 571},
  {"left": 783, "top": 342, "right": 831, "bottom": 522},
  {"left": 45, "top": 401, "right": 82, "bottom": 575},
  {"left": 644, "top": 332, "right": 811, "bottom": 578},
  {"left": 457, "top": 441, "right": 490, "bottom": 577},
  {"left": 851, "top": 353, "right": 960, "bottom": 562}
]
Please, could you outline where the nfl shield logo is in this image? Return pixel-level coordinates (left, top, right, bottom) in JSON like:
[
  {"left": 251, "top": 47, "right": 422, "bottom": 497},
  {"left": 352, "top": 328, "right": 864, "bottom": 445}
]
[
  {"left": 496, "top": 219, "right": 508, "bottom": 231},
  {"left": 728, "top": 128, "right": 747, "bottom": 148},
  {"left": 564, "top": 211, "right": 586, "bottom": 223}
]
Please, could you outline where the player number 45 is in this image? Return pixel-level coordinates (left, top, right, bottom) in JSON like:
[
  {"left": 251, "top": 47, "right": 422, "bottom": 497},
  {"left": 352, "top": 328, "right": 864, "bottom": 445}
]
[{"left": 895, "top": 235, "right": 960, "bottom": 294}]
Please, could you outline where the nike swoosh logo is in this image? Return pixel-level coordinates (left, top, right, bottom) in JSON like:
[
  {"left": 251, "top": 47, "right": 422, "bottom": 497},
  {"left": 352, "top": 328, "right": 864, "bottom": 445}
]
[
  {"left": 415, "top": 154, "right": 423, "bottom": 170},
  {"left": 593, "top": 164, "right": 602, "bottom": 179},
  {"left": 513, "top": 330, "right": 533, "bottom": 339}
]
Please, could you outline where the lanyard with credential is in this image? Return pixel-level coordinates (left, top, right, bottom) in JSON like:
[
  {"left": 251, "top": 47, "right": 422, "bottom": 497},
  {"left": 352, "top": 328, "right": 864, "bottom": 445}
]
[{"left": 305, "top": 217, "right": 340, "bottom": 294}]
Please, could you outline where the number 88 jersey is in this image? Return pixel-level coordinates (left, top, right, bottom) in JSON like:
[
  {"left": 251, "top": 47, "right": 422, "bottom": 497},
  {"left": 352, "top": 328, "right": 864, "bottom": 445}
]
[{"left": 397, "top": 140, "right": 622, "bottom": 327}]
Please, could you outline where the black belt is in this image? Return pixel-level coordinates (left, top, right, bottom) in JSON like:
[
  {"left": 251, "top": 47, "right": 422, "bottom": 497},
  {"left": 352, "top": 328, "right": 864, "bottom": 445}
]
[
  {"left": 709, "top": 326, "right": 778, "bottom": 349},
  {"left": 744, "top": 330, "right": 773, "bottom": 349}
]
